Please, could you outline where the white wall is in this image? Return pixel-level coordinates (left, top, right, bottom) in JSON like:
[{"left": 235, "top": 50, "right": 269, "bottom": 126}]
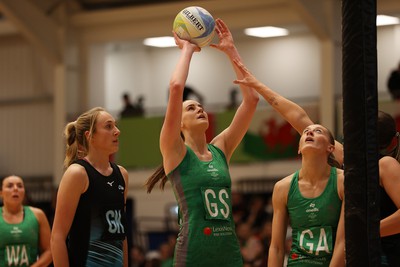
[
  {"left": 101, "top": 33, "right": 321, "bottom": 116},
  {"left": 99, "top": 24, "right": 400, "bottom": 118},
  {"left": 378, "top": 25, "right": 400, "bottom": 94},
  {"left": 88, "top": 44, "right": 107, "bottom": 109},
  {"left": 0, "top": 36, "right": 54, "bottom": 177}
]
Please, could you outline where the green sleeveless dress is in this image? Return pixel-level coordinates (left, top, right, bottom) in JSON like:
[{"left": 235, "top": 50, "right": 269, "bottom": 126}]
[
  {"left": 0, "top": 206, "right": 39, "bottom": 266},
  {"left": 287, "top": 167, "right": 342, "bottom": 266},
  {"left": 167, "top": 144, "right": 242, "bottom": 267}
]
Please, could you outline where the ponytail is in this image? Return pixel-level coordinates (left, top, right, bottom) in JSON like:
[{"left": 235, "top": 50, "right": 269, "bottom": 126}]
[
  {"left": 64, "top": 122, "right": 79, "bottom": 169},
  {"left": 328, "top": 153, "right": 342, "bottom": 169},
  {"left": 146, "top": 132, "right": 185, "bottom": 193},
  {"left": 145, "top": 164, "right": 168, "bottom": 193},
  {"left": 325, "top": 127, "right": 342, "bottom": 169}
]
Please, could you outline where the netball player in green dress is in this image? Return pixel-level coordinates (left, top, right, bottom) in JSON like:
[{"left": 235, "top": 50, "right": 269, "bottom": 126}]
[
  {"left": 234, "top": 58, "right": 400, "bottom": 266},
  {"left": 232, "top": 60, "right": 345, "bottom": 267},
  {"left": 146, "top": 18, "right": 259, "bottom": 267},
  {"left": 0, "top": 175, "right": 52, "bottom": 266}
]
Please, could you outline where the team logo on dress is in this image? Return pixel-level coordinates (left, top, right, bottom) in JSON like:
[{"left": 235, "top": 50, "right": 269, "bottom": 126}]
[
  {"left": 306, "top": 203, "right": 319, "bottom": 221},
  {"left": 10, "top": 226, "right": 22, "bottom": 234},
  {"left": 306, "top": 203, "right": 319, "bottom": 212},
  {"left": 207, "top": 163, "right": 219, "bottom": 179}
]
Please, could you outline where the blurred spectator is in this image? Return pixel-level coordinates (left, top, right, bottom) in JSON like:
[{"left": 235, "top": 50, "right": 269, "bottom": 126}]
[
  {"left": 236, "top": 222, "right": 264, "bottom": 267},
  {"left": 135, "top": 95, "right": 145, "bottom": 116},
  {"left": 121, "top": 93, "right": 136, "bottom": 118},
  {"left": 242, "top": 195, "right": 270, "bottom": 232},
  {"left": 264, "top": 195, "right": 273, "bottom": 218},
  {"left": 258, "top": 220, "right": 273, "bottom": 264},
  {"left": 145, "top": 250, "right": 161, "bottom": 267},
  {"left": 183, "top": 85, "right": 204, "bottom": 102},
  {"left": 388, "top": 61, "right": 400, "bottom": 100},
  {"left": 130, "top": 245, "right": 148, "bottom": 267},
  {"left": 159, "top": 242, "right": 174, "bottom": 267},
  {"left": 226, "top": 87, "right": 239, "bottom": 111},
  {"left": 120, "top": 93, "right": 145, "bottom": 118},
  {"left": 167, "top": 85, "right": 204, "bottom": 103},
  {"left": 232, "top": 191, "right": 247, "bottom": 224}
]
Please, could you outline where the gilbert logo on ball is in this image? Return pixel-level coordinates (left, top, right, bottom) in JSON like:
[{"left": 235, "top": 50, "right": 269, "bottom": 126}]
[{"left": 173, "top": 6, "right": 215, "bottom": 48}]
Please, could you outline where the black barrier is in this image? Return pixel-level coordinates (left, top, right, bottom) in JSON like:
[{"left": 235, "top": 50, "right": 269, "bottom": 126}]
[{"left": 342, "top": 0, "right": 380, "bottom": 266}]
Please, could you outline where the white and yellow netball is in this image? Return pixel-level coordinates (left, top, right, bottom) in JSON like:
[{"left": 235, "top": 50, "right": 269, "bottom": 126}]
[{"left": 173, "top": 6, "right": 215, "bottom": 48}]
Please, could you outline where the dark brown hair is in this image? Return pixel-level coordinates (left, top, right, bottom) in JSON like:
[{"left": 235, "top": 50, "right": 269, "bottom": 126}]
[
  {"left": 146, "top": 132, "right": 186, "bottom": 193},
  {"left": 145, "top": 165, "right": 168, "bottom": 193},
  {"left": 325, "top": 127, "right": 342, "bottom": 169},
  {"left": 378, "top": 110, "right": 400, "bottom": 160}
]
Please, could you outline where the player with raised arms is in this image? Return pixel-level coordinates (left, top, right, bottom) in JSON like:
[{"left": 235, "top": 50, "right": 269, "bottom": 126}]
[{"left": 146, "top": 17, "right": 259, "bottom": 266}]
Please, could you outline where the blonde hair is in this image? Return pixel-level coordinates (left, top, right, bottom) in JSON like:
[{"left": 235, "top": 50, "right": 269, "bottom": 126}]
[{"left": 63, "top": 107, "right": 105, "bottom": 169}]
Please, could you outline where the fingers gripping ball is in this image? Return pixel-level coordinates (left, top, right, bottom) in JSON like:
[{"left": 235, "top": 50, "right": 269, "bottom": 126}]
[{"left": 173, "top": 6, "right": 215, "bottom": 48}]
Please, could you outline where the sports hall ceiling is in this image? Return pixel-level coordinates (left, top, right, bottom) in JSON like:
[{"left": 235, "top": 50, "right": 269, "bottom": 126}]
[
  {"left": 0, "top": 0, "right": 399, "bottom": 63},
  {"left": 73, "top": 0, "right": 184, "bottom": 11},
  {"left": 0, "top": 1, "right": 399, "bottom": 36}
]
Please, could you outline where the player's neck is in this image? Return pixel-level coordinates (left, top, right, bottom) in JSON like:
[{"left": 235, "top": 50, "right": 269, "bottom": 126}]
[
  {"left": 299, "top": 159, "right": 331, "bottom": 183},
  {"left": 2, "top": 205, "right": 24, "bottom": 216},
  {"left": 84, "top": 155, "right": 112, "bottom": 175}
]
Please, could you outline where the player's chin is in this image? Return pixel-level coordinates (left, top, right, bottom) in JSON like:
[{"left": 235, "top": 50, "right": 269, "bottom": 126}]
[
  {"left": 199, "top": 120, "right": 209, "bottom": 128},
  {"left": 111, "top": 145, "right": 119, "bottom": 153}
]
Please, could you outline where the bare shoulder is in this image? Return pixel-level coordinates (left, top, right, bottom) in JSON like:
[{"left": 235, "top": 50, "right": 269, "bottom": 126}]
[
  {"left": 336, "top": 167, "right": 344, "bottom": 181},
  {"left": 117, "top": 165, "right": 129, "bottom": 177},
  {"left": 275, "top": 174, "right": 293, "bottom": 189},
  {"left": 379, "top": 156, "right": 400, "bottom": 185},
  {"left": 28, "top": 206, "right": 49, "bottom": 223},
  {"left": 334, "top": 140, "right": 344, "bottom": 166},
  {"left": 59, "top": 163, "right": 88, "bottom": 193},
  {"left": 63, "top": 163, "right": 87, "bottom": 181},
  {"left": 117, "top": 165, "right": 129, "bottom": 185},
  {"left": 272, "top": 174, "right": 293, "bottom": 202},
  {"left": 336, "top": 168, "right": 345, "bottom": 200},
  {"left": 379, "top": 155, "right": 398, "bottom": 168}
]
